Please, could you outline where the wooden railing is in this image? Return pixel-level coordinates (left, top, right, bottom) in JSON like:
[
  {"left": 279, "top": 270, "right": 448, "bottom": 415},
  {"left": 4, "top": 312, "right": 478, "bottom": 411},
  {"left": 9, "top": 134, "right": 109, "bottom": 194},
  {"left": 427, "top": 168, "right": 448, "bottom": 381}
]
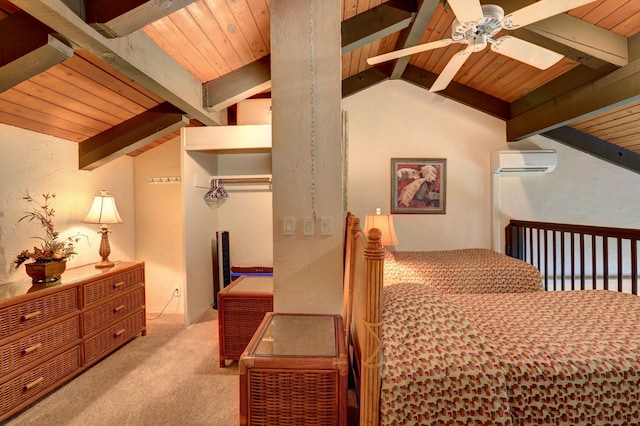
[{"left": 505, "top": 220, "right": 640, "bottom": 296}]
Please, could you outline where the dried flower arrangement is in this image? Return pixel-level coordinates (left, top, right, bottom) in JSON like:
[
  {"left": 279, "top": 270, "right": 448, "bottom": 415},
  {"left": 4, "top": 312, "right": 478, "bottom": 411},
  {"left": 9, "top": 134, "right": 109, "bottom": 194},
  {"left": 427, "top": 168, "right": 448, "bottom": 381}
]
[{"left": 14, "top": 191, "right": 86, "bottom": 268}]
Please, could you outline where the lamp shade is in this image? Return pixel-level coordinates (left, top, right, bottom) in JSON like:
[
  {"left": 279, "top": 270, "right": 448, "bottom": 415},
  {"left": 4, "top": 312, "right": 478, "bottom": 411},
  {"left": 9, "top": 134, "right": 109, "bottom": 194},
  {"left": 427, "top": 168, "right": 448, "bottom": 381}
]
[
  {"left": 364, "top": 212, "right": 398, "bottom": 246},
  {"left": 83, "top": 190, "right": 123, "bottom": 224}
]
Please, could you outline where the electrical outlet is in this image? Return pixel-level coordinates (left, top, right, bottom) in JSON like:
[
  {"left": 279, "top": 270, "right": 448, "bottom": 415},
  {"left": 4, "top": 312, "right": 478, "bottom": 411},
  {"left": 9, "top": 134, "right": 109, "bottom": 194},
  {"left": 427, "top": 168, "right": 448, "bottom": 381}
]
[{"left": 174, "top": 287, "right": 181, "bottom": 297}]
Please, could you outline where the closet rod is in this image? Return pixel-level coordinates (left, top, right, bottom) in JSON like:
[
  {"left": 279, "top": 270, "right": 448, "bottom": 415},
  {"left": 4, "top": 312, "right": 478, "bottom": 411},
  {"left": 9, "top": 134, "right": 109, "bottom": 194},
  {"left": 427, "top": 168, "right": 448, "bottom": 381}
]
[{"left": 210, "top": 175, "right": 272, "bottom": 184}]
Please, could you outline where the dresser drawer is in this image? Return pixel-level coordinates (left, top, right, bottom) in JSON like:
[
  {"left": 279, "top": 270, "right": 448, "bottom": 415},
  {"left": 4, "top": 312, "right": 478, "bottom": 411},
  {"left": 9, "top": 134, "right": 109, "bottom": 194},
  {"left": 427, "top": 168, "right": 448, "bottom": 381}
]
[
  {"left": 0, "top": 317, "right": 80, "bottom": 377},
  {"left": 83, "top": 310, "right": 145, "bottom": 365},
  {"left": 0, "top": 289, "right": 79, "bottom": 340},
  {"left": 0, "top": 346, "right": 81, "bottom": 416},
  {"left": 83, "top": 288, "right": 145, "bottom": 335},
  {"left": 83, "top": 266, "right": 144, "bottom": 307}
]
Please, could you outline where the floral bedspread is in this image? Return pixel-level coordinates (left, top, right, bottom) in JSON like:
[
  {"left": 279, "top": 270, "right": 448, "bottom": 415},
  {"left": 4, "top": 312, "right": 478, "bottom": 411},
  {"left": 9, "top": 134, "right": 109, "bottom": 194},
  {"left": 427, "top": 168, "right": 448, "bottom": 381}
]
[
  {"left": 381, "top": 283, "right": 640, "bottom": 425},
  {"left": 446, "top": 290, "right": 640, "bottom": 425},
  {"left": 381, "top": 283, "right": 512, "bottom": 425},
  {"left": 383, "top": 248, "right": 542, "bottom": 293}
]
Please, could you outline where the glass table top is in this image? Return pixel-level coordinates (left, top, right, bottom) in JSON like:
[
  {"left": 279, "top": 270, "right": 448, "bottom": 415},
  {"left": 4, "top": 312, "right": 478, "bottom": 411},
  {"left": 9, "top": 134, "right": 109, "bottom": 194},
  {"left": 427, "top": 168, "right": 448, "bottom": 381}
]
[{"left": 254, "top": 314, "right": 336, "bottom": 357}]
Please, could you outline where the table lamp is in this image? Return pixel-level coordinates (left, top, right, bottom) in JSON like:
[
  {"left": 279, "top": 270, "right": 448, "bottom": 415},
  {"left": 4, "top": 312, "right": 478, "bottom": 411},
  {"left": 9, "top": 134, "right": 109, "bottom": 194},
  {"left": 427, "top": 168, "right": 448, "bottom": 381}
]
[
  {"left": 83, "top": 190, "right": 123, "bottom": 268},
  {"left": 364, "top": 208, "right": 398, "bottom": 246}
]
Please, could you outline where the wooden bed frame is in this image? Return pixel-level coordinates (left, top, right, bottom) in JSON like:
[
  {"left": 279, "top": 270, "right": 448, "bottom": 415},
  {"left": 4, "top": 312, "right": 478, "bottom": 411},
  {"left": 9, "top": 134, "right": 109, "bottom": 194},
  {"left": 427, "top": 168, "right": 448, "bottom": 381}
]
[
  {"left": 343, "top": 212, "right": 640, "bottom": 425},
  {"left": 343, "top": 212, "right": 384, "bottom": 426}
]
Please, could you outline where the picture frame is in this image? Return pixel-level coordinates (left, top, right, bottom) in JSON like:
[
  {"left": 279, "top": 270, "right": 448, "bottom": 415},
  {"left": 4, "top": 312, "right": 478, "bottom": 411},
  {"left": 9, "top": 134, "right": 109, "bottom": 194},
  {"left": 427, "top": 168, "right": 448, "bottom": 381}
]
[{"left": 391, "top": 158, "right": 446, "bottom": 214}]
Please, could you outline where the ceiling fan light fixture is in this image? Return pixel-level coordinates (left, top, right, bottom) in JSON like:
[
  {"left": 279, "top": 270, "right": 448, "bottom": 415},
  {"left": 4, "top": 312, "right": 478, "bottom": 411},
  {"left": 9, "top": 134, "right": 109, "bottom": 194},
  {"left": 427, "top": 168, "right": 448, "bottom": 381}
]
[{"left": 451, "top": 4, "right": 504, "bottom": 42}]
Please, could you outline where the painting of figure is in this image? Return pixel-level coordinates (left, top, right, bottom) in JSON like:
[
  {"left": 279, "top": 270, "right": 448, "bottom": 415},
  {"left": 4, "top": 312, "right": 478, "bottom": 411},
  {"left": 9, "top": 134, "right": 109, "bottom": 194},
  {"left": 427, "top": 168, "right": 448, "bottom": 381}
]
[{"left": 391, "top": 158, "right": 446, "bottom": 214}]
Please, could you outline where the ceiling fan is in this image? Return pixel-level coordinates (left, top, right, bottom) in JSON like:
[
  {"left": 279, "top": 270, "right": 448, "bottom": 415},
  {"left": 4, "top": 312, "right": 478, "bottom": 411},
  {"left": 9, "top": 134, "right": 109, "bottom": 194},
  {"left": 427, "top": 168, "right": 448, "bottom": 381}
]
[{"left": 367, "top": 0, "right": 597, "bottom": 92}]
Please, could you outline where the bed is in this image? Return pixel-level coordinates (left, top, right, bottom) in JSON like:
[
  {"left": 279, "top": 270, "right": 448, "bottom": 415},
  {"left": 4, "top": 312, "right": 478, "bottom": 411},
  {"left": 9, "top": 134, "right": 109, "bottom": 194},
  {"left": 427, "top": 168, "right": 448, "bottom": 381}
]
[
  {"left": 383, "top": 248, "right": 542, "bottom": 293},
  {"left": 343, "top": 213, "right": 640, "bottom": 425}
]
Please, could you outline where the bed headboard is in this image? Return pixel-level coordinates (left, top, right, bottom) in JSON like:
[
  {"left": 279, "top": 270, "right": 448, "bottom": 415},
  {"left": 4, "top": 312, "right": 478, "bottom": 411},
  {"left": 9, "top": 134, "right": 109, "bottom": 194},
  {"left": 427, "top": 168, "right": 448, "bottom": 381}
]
[{"left": 344, "top": 212, "right": 384, "bottom": 426}]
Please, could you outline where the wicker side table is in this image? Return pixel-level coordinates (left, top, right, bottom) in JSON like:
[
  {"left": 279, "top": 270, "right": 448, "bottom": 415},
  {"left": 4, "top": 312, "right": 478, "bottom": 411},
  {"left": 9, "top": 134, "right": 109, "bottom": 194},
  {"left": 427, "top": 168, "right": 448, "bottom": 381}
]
[
  {"left": 239, "top": 313, "right": 348, "bottom": 426},
  {"left": 218, "top": 276, "right": 273, "bottom": 367}
]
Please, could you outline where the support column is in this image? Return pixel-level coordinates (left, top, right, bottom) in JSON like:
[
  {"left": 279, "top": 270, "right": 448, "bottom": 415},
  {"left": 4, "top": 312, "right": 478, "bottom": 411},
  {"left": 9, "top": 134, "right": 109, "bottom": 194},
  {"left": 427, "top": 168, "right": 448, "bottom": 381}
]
[{"left": 271, "top": 0, "right": 344, "bottom": 314}]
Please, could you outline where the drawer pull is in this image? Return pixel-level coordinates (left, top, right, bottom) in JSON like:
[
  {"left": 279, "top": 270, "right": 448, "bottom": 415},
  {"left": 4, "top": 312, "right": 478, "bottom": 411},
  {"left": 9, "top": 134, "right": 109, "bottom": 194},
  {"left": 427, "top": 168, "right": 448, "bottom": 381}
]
[
  {"left": 24, "top": 376, "right": 44, "bottom": 391},
  {"left": 113, "top": 281, "right": 125, "bottom": 289},
  {"left": 114, "top": 329, "right": 126, "bottom": 337},
  {"left": 23, "top": 343, "right": 43, "bottom": 355},
  {"left": 114, "top": 304, "right": 125, "bottom": 313},
  {"left": 21, "top": 311, "right": 42, "bottom": 321}
]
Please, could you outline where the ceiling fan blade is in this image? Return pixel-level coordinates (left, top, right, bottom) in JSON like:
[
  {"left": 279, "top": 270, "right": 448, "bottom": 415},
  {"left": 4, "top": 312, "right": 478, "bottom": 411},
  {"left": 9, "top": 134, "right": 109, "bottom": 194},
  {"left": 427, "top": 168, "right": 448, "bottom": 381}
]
[
  {"left": 447, "top": 0, "right": 484, "bottom": 23},
  {"left": 491, "top": 36, "right": 563, "bottom": 70},
  {"left": 429, "top": 46, "right": 474, "bottom": 93},
  {"left": 366, "top": 39, "right": 454, "bottom": 66},
  {"left": 502, "top": 0, "right": 597, "bottom": 29}
]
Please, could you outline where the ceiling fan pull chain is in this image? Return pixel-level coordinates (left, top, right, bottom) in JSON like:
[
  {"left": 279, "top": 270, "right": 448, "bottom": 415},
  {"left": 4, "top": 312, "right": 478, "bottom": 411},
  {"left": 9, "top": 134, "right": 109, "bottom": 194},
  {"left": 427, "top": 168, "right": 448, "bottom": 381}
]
[{"left": 308, "top": 0, "right": 318, "bottom": 222}]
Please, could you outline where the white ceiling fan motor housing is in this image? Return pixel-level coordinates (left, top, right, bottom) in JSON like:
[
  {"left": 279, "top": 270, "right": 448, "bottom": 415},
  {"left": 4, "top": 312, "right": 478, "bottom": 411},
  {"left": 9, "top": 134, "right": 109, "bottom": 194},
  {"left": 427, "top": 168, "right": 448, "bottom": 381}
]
[{"left": 451, "top": 4, "right": 505, "bottom": 44}]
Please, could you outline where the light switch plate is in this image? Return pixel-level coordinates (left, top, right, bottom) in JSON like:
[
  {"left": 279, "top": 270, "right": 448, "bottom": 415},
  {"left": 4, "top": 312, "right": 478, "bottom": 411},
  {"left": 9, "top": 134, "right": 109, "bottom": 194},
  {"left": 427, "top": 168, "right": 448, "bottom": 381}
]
[
  {"left": 303, "top": 218, "right": 315, "bottom": 236},
  {"left": 283, "top": 217, "right": 295, "bottom": 235},
  {"left": 320, "top": 217, "right": 333, "bottom": 236}
]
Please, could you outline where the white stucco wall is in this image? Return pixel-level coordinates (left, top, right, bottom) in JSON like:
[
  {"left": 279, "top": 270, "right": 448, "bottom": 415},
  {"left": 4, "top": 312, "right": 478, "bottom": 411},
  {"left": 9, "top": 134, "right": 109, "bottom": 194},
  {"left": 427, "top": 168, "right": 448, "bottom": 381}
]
[
  {"left": 134, "top": 137, "right": 184, "bottom": 314},
  {"left": 498, "top": 136, "right": 640, "bottom": 244},
  {"left": 217, "top": 152, "right": 273, "bottom": 267},
  {"left": 344, "top": 80, "right": 507, "bottom": 251},
  {"left": 345, "top": 80, "right": 640, "bottom": 253},
  {"left": 0, "top": 124, "right": 135, "bottom": 285}
]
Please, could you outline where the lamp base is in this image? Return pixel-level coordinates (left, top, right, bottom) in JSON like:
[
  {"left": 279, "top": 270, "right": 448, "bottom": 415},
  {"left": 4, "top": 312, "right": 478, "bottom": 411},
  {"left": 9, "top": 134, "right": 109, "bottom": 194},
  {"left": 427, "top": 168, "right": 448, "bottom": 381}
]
[{"left": 95, "top": 260, "right": 115, "bottom": 269}]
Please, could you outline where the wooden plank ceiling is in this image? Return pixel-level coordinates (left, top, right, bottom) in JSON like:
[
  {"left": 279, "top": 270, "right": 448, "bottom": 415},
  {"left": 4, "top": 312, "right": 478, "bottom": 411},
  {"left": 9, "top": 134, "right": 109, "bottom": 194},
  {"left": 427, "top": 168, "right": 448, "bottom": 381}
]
[{"left": 0, "top": 0, "right": 639, "bottom": 172}]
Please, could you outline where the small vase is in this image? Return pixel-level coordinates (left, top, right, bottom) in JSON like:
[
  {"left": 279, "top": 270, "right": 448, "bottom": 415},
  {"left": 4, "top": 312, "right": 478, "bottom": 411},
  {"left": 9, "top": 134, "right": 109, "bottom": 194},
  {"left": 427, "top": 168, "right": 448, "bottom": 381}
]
[{"left": 24, "top": 260, "right": 67, "bottom": 284}]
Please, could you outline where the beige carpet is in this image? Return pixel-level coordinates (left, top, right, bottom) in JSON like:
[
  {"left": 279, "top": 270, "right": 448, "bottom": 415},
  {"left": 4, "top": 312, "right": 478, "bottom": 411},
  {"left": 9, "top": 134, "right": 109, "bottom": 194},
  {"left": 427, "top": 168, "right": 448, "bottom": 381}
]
[{"left": 5, "top": 309, "right": 239, "bottom": 426}]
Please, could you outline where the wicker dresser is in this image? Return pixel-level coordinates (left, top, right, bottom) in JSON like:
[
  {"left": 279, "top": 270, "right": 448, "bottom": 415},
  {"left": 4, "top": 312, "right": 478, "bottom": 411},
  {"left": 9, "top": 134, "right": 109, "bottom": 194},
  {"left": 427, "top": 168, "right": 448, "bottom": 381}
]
[
  {"left": 239, "top": 313, "right": 348, "bottom": 426},
  {"left": 0, "top": 261, "right": 145, "bottom": 421},
  {"left": 218, "top": 276, "right": 273, "bottom": 367}
]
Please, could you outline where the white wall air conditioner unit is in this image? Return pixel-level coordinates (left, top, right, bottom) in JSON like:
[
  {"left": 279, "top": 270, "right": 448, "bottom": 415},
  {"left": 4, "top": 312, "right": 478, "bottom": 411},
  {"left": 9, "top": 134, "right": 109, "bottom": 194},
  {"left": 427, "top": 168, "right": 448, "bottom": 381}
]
[{"left": 491, "top": 150, "right": 557, "bottom": 174}]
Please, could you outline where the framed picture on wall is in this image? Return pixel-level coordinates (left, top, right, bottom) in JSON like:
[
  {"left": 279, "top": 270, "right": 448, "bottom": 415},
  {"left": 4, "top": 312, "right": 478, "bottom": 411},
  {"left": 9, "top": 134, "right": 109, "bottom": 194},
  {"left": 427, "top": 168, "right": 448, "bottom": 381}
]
[{"left": 391, "top": 158, "right": 446, "bottom": 214}]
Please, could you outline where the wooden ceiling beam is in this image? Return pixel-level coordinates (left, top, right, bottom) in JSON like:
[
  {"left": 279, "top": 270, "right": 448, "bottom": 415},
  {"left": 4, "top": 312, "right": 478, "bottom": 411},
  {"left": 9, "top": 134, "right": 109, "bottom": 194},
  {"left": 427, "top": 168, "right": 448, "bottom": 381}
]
[
  {"left": 630, "top": 33, "right": 640, "bottom": 62},
  {"left": 0, "top": 11, "right": 73, "bottom": 92},
  {"left": 509, "top": 28, "right": 616, "bottom": 71},
  {"left": 526, "top": 14, "right": 628, "bottom": 67},
  {"left": 79, "top": 102, "right": 189, "bottom": 170},
  {"left": 507, "top": 57, "right": 640, "bottom": 141},
  {"left": 341, "top": 0, "right": 416, "bottom": 54},
  {"left": 511, "top": 62, "right": 618, "bottom": 117},
  {"left": 203, "top": 55, "right": 271, "bottom": 112},
  {"left": 489, "top": 1, "right": 627, "bottom": 67},
  {"left": 204, "top": 2, "right": 419, "bottom": 111},
  {"left": 543, "top": 126, "right": 640, "bottom": 175},
  {"left": 12, "top": 0, "right": 224, "bottom": 126},
  {"left": 342, "top": 65, "right": 393, "bottom": 98},
  {"left": 390, "top": 0, "right": 439, "bottom": 80},
  {"left": 85, "top": 0, "right": 198, "bottom": 38},
  {"left": 401, "top": 64, "right": 511, "bottom": 120}
]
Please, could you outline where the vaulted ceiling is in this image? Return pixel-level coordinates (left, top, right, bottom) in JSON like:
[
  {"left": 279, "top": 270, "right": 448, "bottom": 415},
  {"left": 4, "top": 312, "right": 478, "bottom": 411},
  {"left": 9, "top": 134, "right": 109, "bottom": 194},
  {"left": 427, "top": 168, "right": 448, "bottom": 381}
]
[{"left": 1, "top": 0, "right": 639, "bottom": 172}]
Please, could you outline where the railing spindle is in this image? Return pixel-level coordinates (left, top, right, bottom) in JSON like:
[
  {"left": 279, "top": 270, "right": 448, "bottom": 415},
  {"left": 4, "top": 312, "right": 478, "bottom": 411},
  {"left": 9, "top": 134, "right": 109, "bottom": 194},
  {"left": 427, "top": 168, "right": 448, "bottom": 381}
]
[
  {"left": 579, "top": 234, "right": 585, "bottom": 291},
  {"left": 603, "top": 237, "right": 609, "bottom": 291},
  {"left": 505, "top": 220, "right": 640, "bottom": 296},
  {"left": 632, "top": 240, "right": 638, "bottom": 295},
  {"left": 591, "top": 235, "right": 597, "bottom": 290},
  {"left": 617, "top": 238, "right": 623, "bottom": 292}
]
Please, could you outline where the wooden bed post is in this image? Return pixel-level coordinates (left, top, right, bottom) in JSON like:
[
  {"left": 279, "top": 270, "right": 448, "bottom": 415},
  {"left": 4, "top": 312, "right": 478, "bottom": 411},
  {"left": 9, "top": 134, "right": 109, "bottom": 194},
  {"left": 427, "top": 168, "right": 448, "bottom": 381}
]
[
  {"left": 343, "top": 213, "right": 359, "bottom": 348},
  {"left": 361, "top": 228, "right": 384, "bottom": 426}
]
